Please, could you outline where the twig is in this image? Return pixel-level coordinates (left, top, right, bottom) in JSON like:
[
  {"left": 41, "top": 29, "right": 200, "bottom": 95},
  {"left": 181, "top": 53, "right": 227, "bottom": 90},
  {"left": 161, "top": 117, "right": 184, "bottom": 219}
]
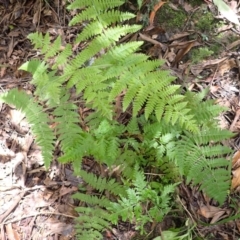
[
  {"left": 0, "top": 191, "right": 25, "bottom": 224},
  {"left": 139, "top": 33, "right": 167, "bottom": 51},
  {"left": 1, "top": 211, "right": 76, "bottom": 225}
]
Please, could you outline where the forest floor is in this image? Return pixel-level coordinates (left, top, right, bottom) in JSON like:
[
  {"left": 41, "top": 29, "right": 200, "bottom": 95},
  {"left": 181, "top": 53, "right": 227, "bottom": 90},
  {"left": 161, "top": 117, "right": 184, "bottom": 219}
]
[{"left": 1, "top": 0, "right": 240, "bottom": 239}]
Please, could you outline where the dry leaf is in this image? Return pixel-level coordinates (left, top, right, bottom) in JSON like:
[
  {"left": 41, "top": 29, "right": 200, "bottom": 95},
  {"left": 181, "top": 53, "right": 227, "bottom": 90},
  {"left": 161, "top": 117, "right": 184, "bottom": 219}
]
[
  {"left": 227, "top": 39, "right": 240, "bottom": 50},
  {"left": 190, "top": 57, "right": 228, "bottom": 76},
  {"left": 198, "top": 204, "right": 225, "bottom": 223},
  {"left": 232, "top": 150, "right": 240, "bottom": 168},
  {"left": 218, "top": 58, "right": 237, "bottom": 75},
  {"left": 149, "top": 1, "right": 166, "bottom": 26},
  {"left": 231, "top": 167, "right": 240, "bottom": 190},
  {"left": 5, "top": 223, "right": 20, "bottom": 240},
  {"left": 172, "top": 41, "right": 196, "bottom": 66}
]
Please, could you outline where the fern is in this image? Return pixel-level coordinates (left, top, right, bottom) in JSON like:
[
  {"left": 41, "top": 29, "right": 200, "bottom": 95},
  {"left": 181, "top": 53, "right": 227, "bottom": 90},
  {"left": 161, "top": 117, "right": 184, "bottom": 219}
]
[
  {"left": 19, "top": 60, "right": 63, "bottom": 104},
  {"left": 78, "top": 169, "right": 126, "bottom": 196},
  {"left": 0, "top": 89, "right": 54, "bottom": 168},
  {"left": 108, "top": 166, "right": 177, "bottom": 234},
  {"left": 0, "top": 0, "right": 235, "bottom": 238},
  {"left": 172, "top": 128, "right": 234, "bottom": 204},
  {"left": 74, "top": 207, "right": 112, "bottom": 239},
  {"left": 72, "top": 169, "right": 127, "bottom": 239}
]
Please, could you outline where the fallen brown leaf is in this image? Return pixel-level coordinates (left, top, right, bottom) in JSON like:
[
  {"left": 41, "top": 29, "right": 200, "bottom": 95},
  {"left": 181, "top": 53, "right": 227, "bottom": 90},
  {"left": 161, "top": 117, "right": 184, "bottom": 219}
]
[
  {"left": 232, "top": 151, "right": 240, "bottom": 168},
  {"left": 231, "top": 167, "right": 240, "bottom": 190},
  {"left": 198, "top": 204, "right": 226, "bottom": 223},
  {"left": 172, "top": 40, "right": 196, "bottom": 66},
  {"left": 5, "top": 223, "right": 20, "bottom": 240},
  {"left": 149, "top": 1, "right": 166, "bottom": 27}
]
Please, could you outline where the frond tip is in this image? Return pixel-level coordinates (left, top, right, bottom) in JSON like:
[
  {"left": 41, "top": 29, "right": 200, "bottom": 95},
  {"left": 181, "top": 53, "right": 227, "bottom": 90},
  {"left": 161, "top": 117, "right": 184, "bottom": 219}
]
[{"left": 0, "top": 88, "right": 55, "bottom": 168}]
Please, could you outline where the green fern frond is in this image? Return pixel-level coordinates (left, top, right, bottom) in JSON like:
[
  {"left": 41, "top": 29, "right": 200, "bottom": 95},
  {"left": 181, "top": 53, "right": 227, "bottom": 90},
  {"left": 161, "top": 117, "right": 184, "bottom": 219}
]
[
  {"left": 10, "top": 0, "right": 235, "bottom": 237},
  {"left": 53, "top": 94, "right": 87, "bottom": 163},
  {"left": 71, "top": 10, "right": 135, "bottom": 41},
  {"left": 28, "top": 32, "right": 62, "bottom": 60},
  {"left": 0, "top": 89, "right": 54, "bottom": 168},
  {"left": 189, "top": 128, "right": 234, "bottom": 144},
  {"left": 28, "top": 32, "right": 49, "bottom": 49},
  {"left": 19, "top": 61, "right": 63, "bottom": 104},
  {"left": 185, "top": 90, "right": 227, "bottom": 126},
  {"left": 44, "top": 36, "right": 61, "bottom": 59},
  {"left": 67, "top": 0, "right": 124, "bottom": 11},
  {"left": 164, "top": 102, "right": 197, "bottom": 132},
  {"left": 173, "top": 128, "right": 233, "bottom": 204},
  {"left": 73, "top": 193, "right": 111, "bottom": 208},
  {"left": 122, "top": 83, "right": 140, "bottom": 111},
  {"left": 125, "top": 117, "right": 140, "bottom": 134},
  {"left": 52, "top": 44, "right": 72, "bottom": 69},
  {"left": 79, "top": 169, "right": 127, "bottom": 196},
  {"left": 19, "top": 59, "right": 48, "bottom": 77},
  {"left": 67, "top": 67, "right": 99, "bottom": 90},
  {"left": 74, "top": 207, "right": 112, "bottom": 239}
]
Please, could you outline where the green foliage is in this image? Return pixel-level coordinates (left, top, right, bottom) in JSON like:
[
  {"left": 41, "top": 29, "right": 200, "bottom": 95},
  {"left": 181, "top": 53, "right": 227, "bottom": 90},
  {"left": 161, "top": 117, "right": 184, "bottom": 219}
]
[
  {"left": 189, "top": 0, "right": 202, "bottom": 7},
  {"left": 108, "top": 166, "right": 177, "bottom": 234},
  {"left": 0, "top": 0, "right": 234, "bottom": 238},
  {"left": 153, "top": 219, "right": 196, "bottom": 240},
  {"left": 172, "top": 128, "right": 233, "bottom": 204},
  {"left": 191, "top": 47, "right": 214, "bottom": 64},
  {"left": 0, "top": 89, "right": 55, "bottom": 168},
  {"left": 195, "top": 11, "right": 215, "bottom": 32},
  {"left": 158, "top": 4, "right": 186, "bottom": 29},
  {"left": 72, "top": 169, "right": 126, "bottom": 239}
]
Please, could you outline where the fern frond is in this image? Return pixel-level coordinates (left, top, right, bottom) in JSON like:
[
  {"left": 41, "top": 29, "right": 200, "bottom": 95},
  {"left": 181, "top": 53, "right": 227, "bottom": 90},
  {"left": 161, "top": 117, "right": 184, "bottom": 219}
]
[
  {"left": 28, "top": 32, "right": 62, "bottom": 60},
  {"left": 28, "top": 32, "right": 49, "bottom": 49},
  {"left": 79, "top": 170, "right": 126, "bottom": 196},
  {"left": 53, "top": 94, "right": 87, "bottom": 164},
  {"left": 19, "top": 61, "right": 63, "bottom": 104},
  {"left": 101, "top": 24, "right": 142, "bottom": 43},
  {"left": 52, "top": 44, "right": 72, "bottom": 69},
  {"left": 67, "top": 0, "right": 124, "bottom": 11},
  {"left": 71, "top": 10, "right": 135, "bottom": 40},
  {"left": 0, "top": 89, "right": 54, "bottom": 168},
  {"left": 73, "top": 193, "right": 111, "bottom": 208},
  {"left": 44, "top": 36, "right": 61, "bottom": 60},
  {"left": 185, "top": 90, "right": 227, "bottom": 126},
  {"left": 75, "top": 207, "right": 112, "bottom": 239},
  {"left": 173, "top": 128, "right": 233, "bottom": 204},
  {"left": 164, "top": 102, "right": 197, "bottom": 132}
]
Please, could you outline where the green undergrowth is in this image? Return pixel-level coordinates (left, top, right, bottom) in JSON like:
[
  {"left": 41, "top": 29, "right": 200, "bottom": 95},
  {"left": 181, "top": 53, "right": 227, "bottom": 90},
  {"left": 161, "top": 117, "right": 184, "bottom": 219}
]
[
  {"left": 195, "top": 10, "right": 215, "bottom": 32},
  {"left": 157, "top": 4, "right": 186, "bottom": 30},
  {"left": 0, "top": 0, "right": 234, "bottom": 239},
  {"left": 191, "top": 47, "right": 214, "bottom": 64}
]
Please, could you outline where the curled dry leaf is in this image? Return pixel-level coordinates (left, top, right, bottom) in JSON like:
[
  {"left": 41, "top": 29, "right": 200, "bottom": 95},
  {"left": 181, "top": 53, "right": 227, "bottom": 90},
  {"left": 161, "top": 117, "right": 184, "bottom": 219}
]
[
  {"left": 190, "top": 57, "right": 228, "bottom": 76},
  {"left": 231, "top": 151, "right": 240, "bottom": 190},
  {"left": 231, "top": 168, "right": 240, "bottom": 190},
  {"left": 149, "top": 1, "right": 166, "bottom": 27},
  {"left": 198, "top": 204, "right": 226, "bottom": 223}
]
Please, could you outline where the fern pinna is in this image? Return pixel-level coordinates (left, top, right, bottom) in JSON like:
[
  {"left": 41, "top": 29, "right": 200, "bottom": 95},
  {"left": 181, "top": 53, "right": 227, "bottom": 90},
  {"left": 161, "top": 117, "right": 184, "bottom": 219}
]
[{"left": 0, "top": 0, "right": 234, "bottom": 238}]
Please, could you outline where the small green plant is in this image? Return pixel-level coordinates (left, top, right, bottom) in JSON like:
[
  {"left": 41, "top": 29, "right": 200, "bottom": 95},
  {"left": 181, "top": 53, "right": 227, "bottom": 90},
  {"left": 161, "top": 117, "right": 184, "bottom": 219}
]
[
  {"left": 158, "top": 4, "right": 186, "bottom": 29},
  {"left": 195, "top": 11, "right": 215, "bottom": 32},
  {"left": 108, "top": 166, "right": 177, "bottom": 234},
  {"left": 0, "top": 0, "right": 234, "bottom": 238},
  {"left": 191, "top": 47, "right": 214, "bottom": 64},
  {"left": 153, "top": 218, "right": 197, "bottom": 240},
  {"left": 188, "top": 0, "right": 203, "bottom": 7}
]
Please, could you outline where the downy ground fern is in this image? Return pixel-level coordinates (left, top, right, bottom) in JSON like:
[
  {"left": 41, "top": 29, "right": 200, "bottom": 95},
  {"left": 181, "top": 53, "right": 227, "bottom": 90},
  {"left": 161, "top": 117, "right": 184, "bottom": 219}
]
[{"left": 0, "top": 0, "right": 234, "bottom": 238}]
